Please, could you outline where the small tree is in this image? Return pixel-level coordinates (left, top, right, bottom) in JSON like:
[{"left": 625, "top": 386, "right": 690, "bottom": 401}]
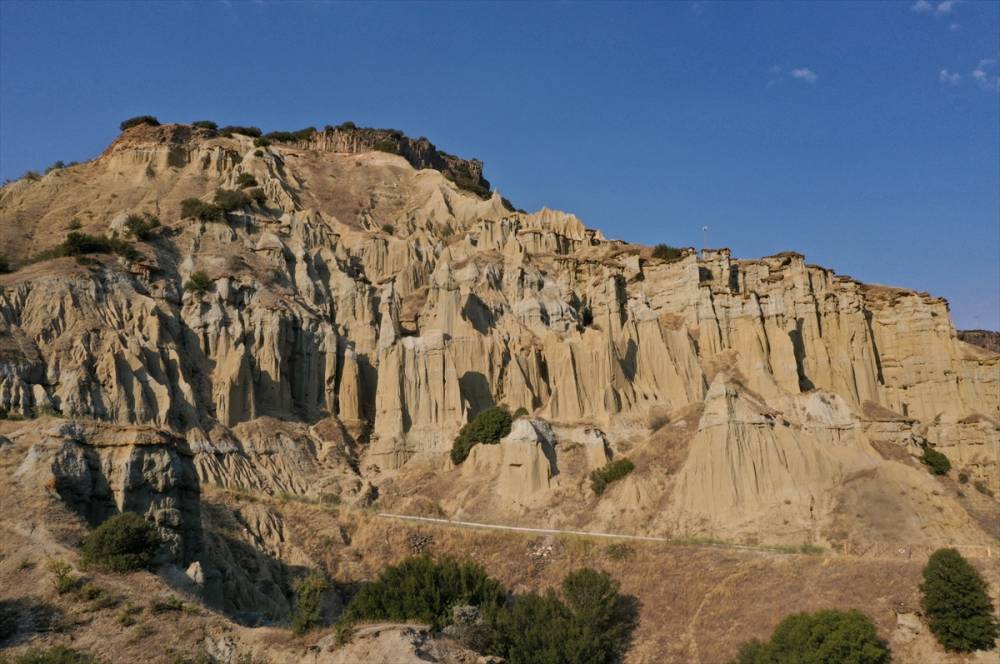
[
  {"left": 920, "top": 444, "right": 951, "bottom": 475},
  {"left": 381, "top": 224, "right": 395, "bottom": 235},
  {"left": 191, "top": 120, "right": 218, "bottom": 131},
  {"left": 80, "top": 512, "right": 160, "bottom": 573},
  {"left": 921, "top": 548, "right": 998, "bottom": 652},
  {"left": 214, "top": 188, "right": 250, "bottom": 212},
  {"left": 235, "top": 172, "right": 258, "bottom": 188},
  {"left": 119, "top": 115, "right": 160, "bottom": 131},
  {"left": 291, "top": 571, "right": 330, "bottom": 635},
  {"left": 123, "top": 213, "right": 160, "bottom": 240},
  {"left": 180, "top": 198, "right": 223, "bottom": 221},
  {"left": 185, "top": 271, "right": 212, "bottom": 295},
  {"left": 450, "top": 406, "right": 513, "bottom": 465}
]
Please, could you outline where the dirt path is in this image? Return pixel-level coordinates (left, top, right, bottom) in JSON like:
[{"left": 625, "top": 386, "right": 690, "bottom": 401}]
[{"left": 375, "top": 512, "right": 997, "bottom": 560}]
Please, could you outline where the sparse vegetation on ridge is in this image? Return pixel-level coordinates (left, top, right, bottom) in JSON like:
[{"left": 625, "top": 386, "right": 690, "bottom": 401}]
[
  {"left": 218, "top": 125, "right": 262, "bottom": 138},
  {"left": 450, "top": 406, "right": 513, "bottom": 465},
  {"left": 590, "top": 458, "right": 635, "bottom": 495},
  {"left": 291, "top": 570, "right": 331, "bottom": 635},
  {"left": 921, "top": 548, "right": 998, "bottom": 652},
  {"left": 180, "top": 197, "right": 224, "bottom": 221},
  {"left": 191, "top": 120, "right": 218, "bottom": 131},
  {"left": 652, "top": 243, "right": 684, "bottom": 261},
  {"left": 119, "top": 115, "right": 159, "bottom": 131},
  {"left": 6, "top": 646, "right": 105, "bottom": 664},
  {"left": 123, "top": 213, "right": 160, "bottom": 240},
  {"left": 184, "top": 271, "right": 212, "bottom": 295},
  {"left": 235, "top": 172, "right": 258, "bottom": 188}
]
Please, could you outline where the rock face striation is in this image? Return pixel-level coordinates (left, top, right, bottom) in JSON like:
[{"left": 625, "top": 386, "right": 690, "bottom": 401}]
[{"left": 0, "top": 121, "right": 997, "bottom": 553}]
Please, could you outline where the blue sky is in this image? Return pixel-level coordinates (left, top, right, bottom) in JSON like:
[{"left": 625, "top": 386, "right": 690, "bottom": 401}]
[{"left": 2, "top": 1, "right": 998, "bottom": 329}]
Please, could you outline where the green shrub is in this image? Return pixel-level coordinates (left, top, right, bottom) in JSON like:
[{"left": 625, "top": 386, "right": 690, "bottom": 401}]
[
  {"left": 214, "top": 188, "right": 250, "bottom": 213},
  {"left": 340, "top": 555, "right": 505, "bottom": 630},
  {"left": 191, "top": 120, "right": 217, "bottom": 131},
  {"left": 291, "top": 571, "right": 330, "bottom": 635},
  {"left": 512, "top": 406, "right": 529, "bottom": 419},
  {"left": 730, "top": 609, "right": 889, "bottom": 664},
  {"left": 247, "top": 187, "right": 267, "bottom": 206},
  {"left": 920, "top": 444, "right": 951, "bottom": 475},
  {"left": 22, "top": 170, "right": 41, "bottom": 181},
  {"left": 253, "top": 137, "right": 272, "bottom": 148},
  {"left": 218, "top": 125, "right": 262, "bottom": 138},
  {"left": 46, "top": 559, "right": 81, "bottom": 594},
  {"left": 450, "top": 406, "right": 513, "bottom": 465},
  {"left": 58, "top": 232, "right": 136, "bottom": 260},
  {"left": 381, "top": 224, "right": 395, "bottom": 235},
  {"left": 651, "top": 244, "right": 683, "bottom": 261},
  {"left": 185, "top": 271, "right": 212, "bottom": 295},
  {"left": 123, "top": 213, "right": 160, "bottom": 240},
  {"left": 119, "top": 115, "right": 159, "bottom": 131},
  {"left": 374, "top": 138, "right": 400, "bottom": 154},
  {"left": 80, "top": 512, "right": 160, "bottom": 573},
  {"left": 605, "top": 543, "right": 634, "bottom": 560},
  {"left": 974, "top": 480, "right": 994, "bottom": 497},
  {"left": 327, "top": 121, "right": 357, "bottom": 132},
  {"left": 263, "top": 127, "right": 316, "bottom": 143},
  {"left": 958, "top": 472, "right": 969, "bottom": 483},
  {"left": 10, "top": 646, "right": 104, "bottom": 664},
  {"left": 149, "top": 596, "right": 185, "bottom": 614},
  {"left": 45, "top": 160, "right": 66, "bottom": 174},
  {"left": 590, "top": 458, "right": 635, "bottom": 495},
  {"left": 180, "top": 198, "right": 223, "bottom": 221},
  {"left": 921, "top": 548, "right": 998, "bottom": 652},
  {"left": 485, "top": 567, "right": 635, "bottom": 664},
  {"left": 0, "top": 255, "right": 10, "bottom": 274},
  {"left": 68, "top": 218, "right": 82, "bottom": 230},
  {"left": 235, "top": 173, "right": 258, "bottom": 188},
  {"left": 253, "top": 149, "right": 264, "bottom": 157}
]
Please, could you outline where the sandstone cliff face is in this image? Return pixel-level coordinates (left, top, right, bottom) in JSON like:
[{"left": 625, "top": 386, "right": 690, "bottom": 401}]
[{"left": 1, "top": 123, "right": 997, "bottom": 549}]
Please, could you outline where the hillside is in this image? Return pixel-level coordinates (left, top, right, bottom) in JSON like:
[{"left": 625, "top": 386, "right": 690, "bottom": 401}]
[{"left": 0, "top": 119, "right": 997, "bottom": 663}]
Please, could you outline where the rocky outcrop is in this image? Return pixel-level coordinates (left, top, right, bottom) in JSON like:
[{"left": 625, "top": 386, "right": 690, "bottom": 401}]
[{"left": 958, "top": 329, "right": 1000, "bottom": 353}]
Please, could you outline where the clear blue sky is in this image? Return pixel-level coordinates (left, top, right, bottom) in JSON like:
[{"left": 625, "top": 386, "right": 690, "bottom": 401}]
[{"left": 2, "top": 1, "right": 998, "bottom": 329}]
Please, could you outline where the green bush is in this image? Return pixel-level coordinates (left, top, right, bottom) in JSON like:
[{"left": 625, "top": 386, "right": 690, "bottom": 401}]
[
  {"left": 58, "top": 232, "right": 136, "bottom": 260},
  {"left": 80, "top": 512, "right": 160, "bottom": 573},
  {"left": 191, "top": 120, "right": 217, "bottom": 131},
  {"left": 214, "top": 188, "right": 250, "bottom": 213},
  {"left": 381, "top": 224, "right": 395, "bottom": 235},
  {"left": 180, "top": 198, "right": 223, "bottom": 222},
  {"left": 263, "top": 127, "right": 316, "bottom": 143},
  {"left": 374, "top": 138, "right": 401, "bottom": 154},
  {"left": 340, "top": 555, "right": 505, "bottom": 630},
  {"left": 920, "top": 444, "right": 951, "bottom": 475},
  {"left": 218, "top": 125, "right": 262, "bottom": 138},
  {"left": 291, "top": 571, "right": 330, "bottom": 635},
  {"left": 253, "top": 137, "right": 272, "bottom": 148},
  {"left": 450, "top": 406, "right": 513, "bottom": 465},
  {"left": 123, "top": 213, "right": 160, "bottom": 240},
  {"left": 485, "top": 567, "right": 635, "bottom": 664},
  {"left": 327, "top": 121, "right": 357, "bottom": 132},
  {"left": 651, "top": 244, "right": 683, "bottom": 261},
  {"left": 730, "top": 609, "right": 889, "bottom": 664},
  {"left": 9, "top": 646, "right": 104, "bottom": 664},
  {"left": 921, "top": 548, "right": 998, "bottom": 652},
  {"left": 185, "top": 271, "right": 212, "bottom": 295},
  {"left": 590, "top": 458, "right": 635, "bottom": 495},
  {"left": 45, "top": 160, "right": 66, "bottom": 174},
  {"left": 512, "top": 406, "right": 529, "bottom": 419},
  {"left": 68, "top": 218, "right": 82, "bottom": 230},
  {"left": 974, "top": 480, "right": 994, "bottom": 497},
  {"left": 46, "top": 558, "right": 81, "bottom": 594},
  {"left": 235, "top": 173, "right": 258, "bottom": 188},
  {"left": 0, "top": 255, "right": 10, "bottom": 274},
  {"left": 22, "top": 170, "right": 41, "bottom": 181},
  {"left": 119, "top": 115, "right": 159, "bottom": 131}
]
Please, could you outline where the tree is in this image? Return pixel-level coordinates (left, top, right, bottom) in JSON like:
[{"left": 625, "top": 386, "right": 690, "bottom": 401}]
[
  {"left": 123, "top": 213, "right": 160, "bottom": 240},
  {"left": 80, "top": 512, "right": 161, "bottom": 573},
  {"left": 341, "top": 556, "right": 505, "bottom": 630},
  {"left": 920, "top": 444, "right": 951, "bottom": 475},
  {"left": 450, "top": 406, "right": 513, "bottom": 465},
  {"left": 192, "top": 120, "right": 218, "bottom": 131},
  {"left": 921, "top": 548, "right": 998, "bottom": 652},
  {"left": 291, "top": 571, "right": 330, "bottom": 635},
  {"left": 235, "top": 172, "right": 258, "bottom": 189},
  {"left": 729, "top": 609, "right": 890, "bottom": 664},
  {"left": 651, "top": 244, "right": 683, "bottom": 261},
  {"left": 590, "top": 458, "right": 635, "bottom": 495},
  {"left": 185, "top": 271, "right": 212, "bottom": 295},
  {"left": 180, "top": 198, "right": 223, "bottom": 221}
]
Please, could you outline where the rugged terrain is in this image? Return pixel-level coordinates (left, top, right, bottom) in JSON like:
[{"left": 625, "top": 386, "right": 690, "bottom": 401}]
[{"left": 0, "top": 121, "right": 997, "bottom": 663}]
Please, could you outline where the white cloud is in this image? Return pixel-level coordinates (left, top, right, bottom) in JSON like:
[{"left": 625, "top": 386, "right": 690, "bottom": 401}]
[
  {"left": 971, "top": 60, "right": 1000, "bottom": 90},
  {"left": 791, "top": 67, "right": 818, "bottom": 84},
  {"left": 913, "top": 0, "right": 958, "bottom": 16},
  {"left": 939, "top": 69, "right": 961, "bottom": 85},
  {"left": 935, "top": 0, "right": 956, "bottom": 14}
]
